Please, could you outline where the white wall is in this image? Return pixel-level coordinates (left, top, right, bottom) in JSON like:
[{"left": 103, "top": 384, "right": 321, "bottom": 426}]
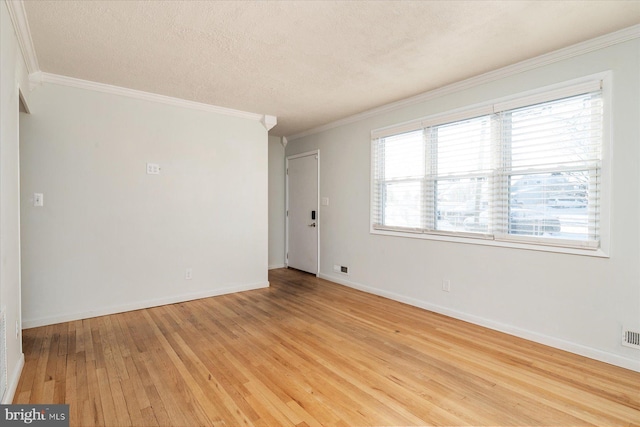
[
  {"left": 20, "top": 82, "right": 269, "bottom": 328},
  {"left": 268, "top": 135, "right": 285, "bottom": 269},
  {"left": 286, "top": 38, "right": 640, "bottom": 371},
  {"left": 1, "top": 0, "right": 31, "bottom": 402}
]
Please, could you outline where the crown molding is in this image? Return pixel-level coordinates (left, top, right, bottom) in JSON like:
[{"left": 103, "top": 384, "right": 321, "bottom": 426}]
[
  {"left": 5, "top": 0, "right": 39, "bottom": 74},
  {"left": 6, "top": 0, "right": 272, "bottom": 125},
  {"left": 7, "top": 0, "right": 272, "bottom": 124},
  {"left": 261, "top": 115, "right": 278, "bottom": 131},
  {"left": 32, "top": 72, "right": 275, "bottom": 124},
  {"left": 287, "top": 24, "right": 640, "bottom": 141}
]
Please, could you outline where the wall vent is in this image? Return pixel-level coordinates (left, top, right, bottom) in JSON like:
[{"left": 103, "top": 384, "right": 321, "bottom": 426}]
[
  {"left": 622, "top": 329, "right": 640, "bottom": 350},
  {"left": 0, "top": 309, "right": 7, "bottom": 402}
]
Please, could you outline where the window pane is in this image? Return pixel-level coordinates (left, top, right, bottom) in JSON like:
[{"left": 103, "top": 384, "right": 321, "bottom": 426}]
[
  {"left": 509, "top": 94, "right": 602, "bottom": 171},
  {"left": 436, "top": 116, "right": 492, "bottom": 176},
  {"left": 383, "top": 130, "right": 424, "bottom": 180},
  {"left": 509, "top": 172, "right": 596, "bottom": 240},
  {"left": 382, "top": 181, "right": 422, "bottom": 228},
  {"left": 436, "top": 178, "right": 489, "bottom": 233}
]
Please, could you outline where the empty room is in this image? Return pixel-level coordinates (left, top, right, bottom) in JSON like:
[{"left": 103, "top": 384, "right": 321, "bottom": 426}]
[{"left": 1, "top": 0, "right": 640, "bottom": 426}]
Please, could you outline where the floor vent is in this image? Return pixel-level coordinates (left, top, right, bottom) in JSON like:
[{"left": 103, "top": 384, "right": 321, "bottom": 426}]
[
  {"left": 0, "top": 309, "right": 7, "bottom": 402},
  {"left": 622, "top": 329, "right": 640, "bottom": 350}
]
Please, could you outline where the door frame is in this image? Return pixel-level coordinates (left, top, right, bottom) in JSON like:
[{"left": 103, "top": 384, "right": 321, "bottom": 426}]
[{"left": 285, "top": 150, "right": 320, "bottom": 276}]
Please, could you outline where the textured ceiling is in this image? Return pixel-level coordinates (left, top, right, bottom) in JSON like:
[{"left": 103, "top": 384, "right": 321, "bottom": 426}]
[{"left": 23, "top": 1, "right": 640, "bottom": 137}]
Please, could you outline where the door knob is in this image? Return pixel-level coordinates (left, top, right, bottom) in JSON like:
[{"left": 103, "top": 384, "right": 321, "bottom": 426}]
[{"left": 309, "top": 223, "right": 316, "bottom": 227}]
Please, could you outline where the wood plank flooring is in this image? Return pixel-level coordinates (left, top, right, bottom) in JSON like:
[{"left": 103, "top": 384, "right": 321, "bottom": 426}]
[{"left": 15, "top": 268, "right": 640, "bottom": 426}]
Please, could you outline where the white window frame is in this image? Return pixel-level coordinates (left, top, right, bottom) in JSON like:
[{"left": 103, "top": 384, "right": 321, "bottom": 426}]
[{"left": 370, "top": 72, "right": 611, "bottom": 257}]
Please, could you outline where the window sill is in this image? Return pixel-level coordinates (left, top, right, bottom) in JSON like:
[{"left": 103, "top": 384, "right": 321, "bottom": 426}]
[{"left": 370, "top": 228, "right": 609, "bottom": 258}]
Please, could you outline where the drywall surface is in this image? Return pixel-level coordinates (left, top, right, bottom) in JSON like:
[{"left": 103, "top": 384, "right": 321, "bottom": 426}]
[
  {"left": 268, "top": 136, "right": 285, "bottom": 269},
  {"left": 286, "top": 39, "right": 640, "bottom": 371},
  {"left": 1, "top": 1, "right": 31, "bottom": 402},
  {"left": 20, "top": 82, "right": 268, "bottom": 327}
]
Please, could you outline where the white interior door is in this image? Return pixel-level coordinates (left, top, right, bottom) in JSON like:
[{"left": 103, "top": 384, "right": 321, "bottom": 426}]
[{"left": 287, "top": 151, "right": 319, "bottom": 274}]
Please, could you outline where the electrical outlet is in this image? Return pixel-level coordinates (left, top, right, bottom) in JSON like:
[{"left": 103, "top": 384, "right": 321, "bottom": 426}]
[
  {"left": 146, "top": 163, "right": 161, "bottom": 175},
  {"left": 185, "top": 268, "right": 192, "bottom": 280},
  {"left": 334, "top": 265, "right": 349, "bottom": 274},
  {"left": 442, "top": 279, "right": 451, "bottom": 292}
]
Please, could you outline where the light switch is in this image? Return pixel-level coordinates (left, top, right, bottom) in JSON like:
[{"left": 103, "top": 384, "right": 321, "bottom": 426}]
[
  {"left": 34, "top": 193, "right": 44, "bottom": 207},
  {"left": 321, "top": 197, "right": 329, "bottom": 206}
]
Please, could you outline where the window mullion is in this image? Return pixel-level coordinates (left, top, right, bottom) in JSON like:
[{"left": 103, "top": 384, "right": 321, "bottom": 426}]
[
  {"left": 424, "top": 127, "right": 437, "bottom": 231},
  {"left": 495, "top": 111, "right": 511, "bottom": 236}
]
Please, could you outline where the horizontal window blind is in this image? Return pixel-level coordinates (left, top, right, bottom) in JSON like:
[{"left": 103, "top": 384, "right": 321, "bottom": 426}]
[
  {"left": 371, "top": 81, "right": 604, "bottom": 250},
  {"left": 432, "top": 116, "right": 493, "bottom": 234},
  {"left": 372, "top": 129, "right": 425, "bottom": 232},
  {"left": 498, "top": 90, "right": 602, "bottom": 246}
]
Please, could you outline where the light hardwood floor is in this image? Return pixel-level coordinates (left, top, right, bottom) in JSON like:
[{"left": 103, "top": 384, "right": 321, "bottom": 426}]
[{"left": 15, "top": 268, "right": 640, "bottom": 426}]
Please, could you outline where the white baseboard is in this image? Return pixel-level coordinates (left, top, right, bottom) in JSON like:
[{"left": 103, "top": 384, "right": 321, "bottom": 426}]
[
  {"left": 319, "top": 273, "right": 640, "bottom": 373},
  {"left": 268, "top": 264, "right": 286, "bottom": 270},
  {"left": 2, "top": 353, "right": 24, "bottom": 403},
  {"left": 22, "top": 281, "right": 269, "bottom": 329}
]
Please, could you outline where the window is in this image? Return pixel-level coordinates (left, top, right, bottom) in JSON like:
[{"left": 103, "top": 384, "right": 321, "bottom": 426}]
[{"left": 371, "top": 79, "right": 606, "bottom": 253}]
